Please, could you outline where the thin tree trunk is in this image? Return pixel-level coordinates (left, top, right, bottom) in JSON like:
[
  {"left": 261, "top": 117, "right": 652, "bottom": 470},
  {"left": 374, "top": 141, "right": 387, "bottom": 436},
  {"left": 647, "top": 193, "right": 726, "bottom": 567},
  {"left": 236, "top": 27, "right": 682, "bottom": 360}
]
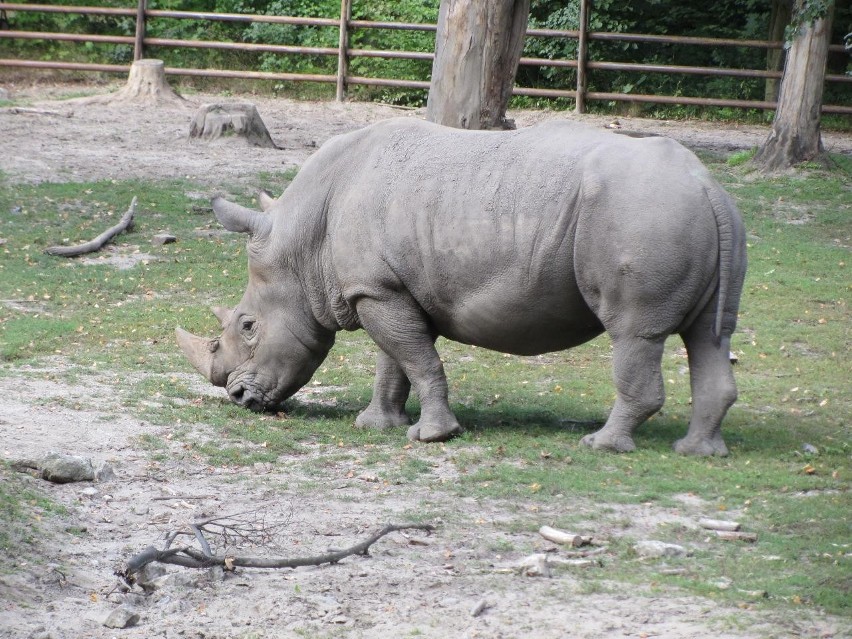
[
  {"left": 754, "top": 2, "right": 834, "bottom": 172},
  {"left": 426, "top": 0, "right": 531, "bottom": 130}
]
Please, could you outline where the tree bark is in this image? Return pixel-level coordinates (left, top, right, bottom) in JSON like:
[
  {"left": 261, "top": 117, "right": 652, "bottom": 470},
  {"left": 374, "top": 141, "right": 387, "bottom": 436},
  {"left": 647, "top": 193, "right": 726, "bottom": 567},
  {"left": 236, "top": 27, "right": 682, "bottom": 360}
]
[
  {"left": 754, "top": 1, "right": 834, "bottom": 172},
  {"left": 426, "top": 0, "right": 531, "bottom": 130},
  {"left": 765, "top": 0, "right": 792, "bottom": 102}
]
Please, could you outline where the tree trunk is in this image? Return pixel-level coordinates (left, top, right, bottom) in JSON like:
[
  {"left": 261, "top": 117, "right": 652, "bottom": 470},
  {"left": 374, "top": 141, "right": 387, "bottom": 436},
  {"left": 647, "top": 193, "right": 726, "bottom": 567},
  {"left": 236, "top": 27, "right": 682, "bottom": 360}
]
[
  {"left": 754, "top": 2, "right": 834, "bottom": 172},
  {"left": 765, "top": 0, "right": 792, "bottom": 102},
  {"left": 426, "top": 0, "right": 531, "bottom": 130}
]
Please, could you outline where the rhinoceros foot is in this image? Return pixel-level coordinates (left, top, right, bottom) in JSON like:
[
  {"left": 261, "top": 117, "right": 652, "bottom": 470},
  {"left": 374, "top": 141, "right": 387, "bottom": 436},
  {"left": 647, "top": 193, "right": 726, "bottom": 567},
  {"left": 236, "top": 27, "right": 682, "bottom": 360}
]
[
  {"left": 673, "top": 434, "right": 729, "bottom": 457},
  {"left": 580, "top": 430, "right": 636, "bottom": 453},
  {"left": 355, "top": 406, "right": 412, "bottom": 430},
  {"left": 407, "top": 419, "right": 461, "bottom": 443}
]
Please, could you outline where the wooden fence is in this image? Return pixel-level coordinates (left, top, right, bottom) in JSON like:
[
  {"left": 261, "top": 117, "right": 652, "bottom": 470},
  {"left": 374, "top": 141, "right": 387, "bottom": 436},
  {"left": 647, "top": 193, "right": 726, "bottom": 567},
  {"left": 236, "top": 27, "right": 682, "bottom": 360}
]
[{"left": 0, "top": 1, "right": 849, "bottom": 114}]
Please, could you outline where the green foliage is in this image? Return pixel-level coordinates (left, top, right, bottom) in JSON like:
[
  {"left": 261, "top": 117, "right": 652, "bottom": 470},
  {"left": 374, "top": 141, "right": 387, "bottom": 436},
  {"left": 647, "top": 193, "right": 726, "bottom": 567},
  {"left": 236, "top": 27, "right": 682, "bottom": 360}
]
[{"left": 3, "top": 1, "right": 849, "bottom": 116}]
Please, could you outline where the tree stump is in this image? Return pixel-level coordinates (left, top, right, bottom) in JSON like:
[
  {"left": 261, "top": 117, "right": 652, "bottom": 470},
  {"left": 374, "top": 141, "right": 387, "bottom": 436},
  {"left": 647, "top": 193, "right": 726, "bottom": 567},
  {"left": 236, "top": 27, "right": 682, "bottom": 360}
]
[
  {"left": 79, "top": 59, "right": 185, "bottom": 106},
  {"left": 188, "top": 103, "right": 279, "bottom": 149}
]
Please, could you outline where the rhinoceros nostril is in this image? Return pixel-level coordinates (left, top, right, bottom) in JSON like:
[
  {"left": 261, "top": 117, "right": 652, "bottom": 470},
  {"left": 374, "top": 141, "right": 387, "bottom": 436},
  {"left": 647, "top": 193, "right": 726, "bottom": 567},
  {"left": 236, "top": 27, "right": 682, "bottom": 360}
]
[
  {"left": 229, "top": 383, "right": 247, "bottom": 404},
  {"left": 229, "top": 383, "right": 264, "bottom": 412}
]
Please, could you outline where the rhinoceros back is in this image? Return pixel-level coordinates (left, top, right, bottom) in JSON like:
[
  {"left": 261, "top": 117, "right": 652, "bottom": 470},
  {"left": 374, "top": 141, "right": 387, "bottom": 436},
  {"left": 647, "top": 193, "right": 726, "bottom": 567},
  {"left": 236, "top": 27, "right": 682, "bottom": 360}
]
[{"left": 308, "top": 119, "right": 732, "bottom": 354}]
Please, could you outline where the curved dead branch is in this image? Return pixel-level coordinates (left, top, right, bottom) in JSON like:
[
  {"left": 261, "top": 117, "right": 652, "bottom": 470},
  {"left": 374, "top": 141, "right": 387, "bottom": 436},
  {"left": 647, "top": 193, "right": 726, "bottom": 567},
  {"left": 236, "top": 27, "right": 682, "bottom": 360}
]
[
  {"left": 120, "top": 522, "right": 435, "bottom": 584},
  {"left": 45, "top": 197, "right": 138, "bottom": 257}
]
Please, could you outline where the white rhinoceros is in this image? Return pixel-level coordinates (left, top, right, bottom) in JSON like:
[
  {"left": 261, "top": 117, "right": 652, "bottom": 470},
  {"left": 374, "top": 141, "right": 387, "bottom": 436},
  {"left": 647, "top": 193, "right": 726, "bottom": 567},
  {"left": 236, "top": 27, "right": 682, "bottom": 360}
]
[{"left": 177, "top": 118, "right": 747, "bottom": 455}]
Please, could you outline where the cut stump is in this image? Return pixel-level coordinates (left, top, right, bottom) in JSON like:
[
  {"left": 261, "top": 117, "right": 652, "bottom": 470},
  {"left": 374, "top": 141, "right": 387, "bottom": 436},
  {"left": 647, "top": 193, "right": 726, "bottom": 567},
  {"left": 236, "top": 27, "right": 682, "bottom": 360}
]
[
  {"left": 79, "top": 59, "right": 185, "bottom": 106},
  {"left": 189, "top": 103, "right": 279, "bottom": 149}
]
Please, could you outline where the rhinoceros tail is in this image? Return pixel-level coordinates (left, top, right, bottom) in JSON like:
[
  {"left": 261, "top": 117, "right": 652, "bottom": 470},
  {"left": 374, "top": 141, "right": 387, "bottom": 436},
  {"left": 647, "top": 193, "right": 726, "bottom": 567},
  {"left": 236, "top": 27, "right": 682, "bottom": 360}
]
[{"left": 705, "top": 184, "right": 744, "bottom": 341}]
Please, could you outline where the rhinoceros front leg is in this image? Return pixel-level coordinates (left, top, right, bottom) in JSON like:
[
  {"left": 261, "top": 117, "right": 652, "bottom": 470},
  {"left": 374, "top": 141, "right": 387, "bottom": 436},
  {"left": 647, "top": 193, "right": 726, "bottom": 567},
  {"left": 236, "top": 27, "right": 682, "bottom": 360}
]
[
  {"left": 674, "top": 316, "right": 737, "bottom": 456},
  {"left": 355, "top": 297, "right": 461, "bottom": 443},
  {"left": 581, "top": 335, "right": 667, "bottom": 453},
  {"left": 355, "top": 350, "right": 413, "bottom": 430}
]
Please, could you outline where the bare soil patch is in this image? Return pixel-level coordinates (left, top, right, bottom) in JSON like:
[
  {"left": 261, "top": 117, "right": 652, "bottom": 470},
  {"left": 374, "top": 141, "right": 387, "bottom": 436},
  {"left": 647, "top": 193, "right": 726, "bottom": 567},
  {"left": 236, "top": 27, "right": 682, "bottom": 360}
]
[{"left": 1, "top": 81, "right": 850, "bottom": 639}]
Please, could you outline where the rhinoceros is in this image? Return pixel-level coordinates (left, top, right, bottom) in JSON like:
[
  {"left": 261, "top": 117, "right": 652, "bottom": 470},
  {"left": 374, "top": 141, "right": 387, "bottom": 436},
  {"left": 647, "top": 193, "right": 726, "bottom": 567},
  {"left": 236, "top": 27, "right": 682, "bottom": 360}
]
[{"left": 177, "top": 118, "right": 747, "bottom": 456}]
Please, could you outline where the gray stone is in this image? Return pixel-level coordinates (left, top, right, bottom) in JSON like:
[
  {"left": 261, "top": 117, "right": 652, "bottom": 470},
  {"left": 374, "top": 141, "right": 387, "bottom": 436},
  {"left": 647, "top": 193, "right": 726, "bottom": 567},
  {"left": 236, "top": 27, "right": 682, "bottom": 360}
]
[
  {"left": 103, "top": 605, "right": 140, "bottom": 629},
  {"left": 634, "top": 540, "right": 691, "bottom": 559},
  {"left": 41, "top": 454, "right": 94, "bottom": 483},
  {"left": 80, "top": 487, "right": 99, "bottom": 498},
  {"left": 152, "top": 233, "right": 177, "bottom": 246},
  {"left": 136, "top": 563, "right": 168, "bottom": 592},
  {"left": 0, "top": 88, "right": 9, "bottom": 101},
  {"left": 94, "top": 461, "right": 116, "bottom": 482}
]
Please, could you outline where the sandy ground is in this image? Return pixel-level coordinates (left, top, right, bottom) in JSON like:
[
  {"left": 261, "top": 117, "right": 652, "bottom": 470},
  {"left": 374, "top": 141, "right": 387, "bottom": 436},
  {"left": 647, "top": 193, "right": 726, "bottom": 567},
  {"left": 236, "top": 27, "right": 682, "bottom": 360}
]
[{"left": 1, "top": 80, "right": 850, "bottom": 639}]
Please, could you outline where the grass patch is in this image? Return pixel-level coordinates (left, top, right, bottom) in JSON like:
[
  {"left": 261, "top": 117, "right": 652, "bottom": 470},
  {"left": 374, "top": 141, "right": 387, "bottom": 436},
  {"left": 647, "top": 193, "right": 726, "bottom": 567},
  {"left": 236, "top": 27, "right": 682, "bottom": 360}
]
[
  {"left": 0, "top": 157, "right": 849, "bottom": 614},
  {"left": 0, "top": 465, "right": 67, "bottom": 566}
]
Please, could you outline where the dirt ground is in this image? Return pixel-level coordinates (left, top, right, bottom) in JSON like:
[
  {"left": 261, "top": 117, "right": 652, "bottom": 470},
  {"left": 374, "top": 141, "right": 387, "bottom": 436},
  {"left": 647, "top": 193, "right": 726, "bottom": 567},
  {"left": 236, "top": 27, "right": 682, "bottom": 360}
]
[{"left": 1, "top": 80, "right": 850, "bottom": 639}]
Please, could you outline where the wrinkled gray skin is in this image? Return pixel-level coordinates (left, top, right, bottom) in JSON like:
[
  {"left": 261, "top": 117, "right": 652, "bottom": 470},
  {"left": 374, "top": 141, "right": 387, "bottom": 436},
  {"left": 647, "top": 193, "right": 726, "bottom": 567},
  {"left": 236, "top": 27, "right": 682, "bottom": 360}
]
[{"left": 177, "top": 118, "right": 747, "bottom": 456}]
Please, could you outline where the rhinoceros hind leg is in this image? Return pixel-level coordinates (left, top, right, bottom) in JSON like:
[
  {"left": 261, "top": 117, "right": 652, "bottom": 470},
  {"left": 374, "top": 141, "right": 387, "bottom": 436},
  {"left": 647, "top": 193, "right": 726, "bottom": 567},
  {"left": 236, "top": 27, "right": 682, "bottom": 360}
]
[
  {"left": 674, "top": 318, "right": 737, "bottom": 457},
  {"left": 355, "top": 351, "right": 412, "bottom": 430},
  {"left": 581, "top": 335, "right": 667, "bottom": 453}
]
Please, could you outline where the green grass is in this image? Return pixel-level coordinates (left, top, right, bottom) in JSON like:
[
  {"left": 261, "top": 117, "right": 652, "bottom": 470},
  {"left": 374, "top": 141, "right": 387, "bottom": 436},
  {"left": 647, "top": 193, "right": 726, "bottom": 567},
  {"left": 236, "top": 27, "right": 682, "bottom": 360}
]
[
  {"left": 0, "top": 465, "right": 68, "bottom": 565},
  {"left": 0, "top": 154, "right": 849, "bottom": 615}
]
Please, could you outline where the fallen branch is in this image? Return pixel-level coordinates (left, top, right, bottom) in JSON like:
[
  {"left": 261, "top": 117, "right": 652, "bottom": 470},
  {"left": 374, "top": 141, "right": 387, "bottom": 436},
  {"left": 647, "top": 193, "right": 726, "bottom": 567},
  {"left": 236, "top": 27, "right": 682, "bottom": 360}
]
[
  {"left": 45, "top": 197, "right": 137, "bottom": 257},
  {"left": 1, "top": 106, "right": 73, "bottom": 117},
  {"left": 120, "top": 522, "right": 434, "bottom": 584}
]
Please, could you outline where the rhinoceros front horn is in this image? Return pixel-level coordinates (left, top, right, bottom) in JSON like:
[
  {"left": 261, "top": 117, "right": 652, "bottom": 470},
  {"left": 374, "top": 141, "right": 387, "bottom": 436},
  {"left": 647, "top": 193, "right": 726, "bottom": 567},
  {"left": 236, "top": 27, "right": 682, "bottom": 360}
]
[
  {"left": 212, "top": 196, "right": 272, "bottom": 238},
  {"left": 175, "top": 327, "right": 217, "bottom": 384}
]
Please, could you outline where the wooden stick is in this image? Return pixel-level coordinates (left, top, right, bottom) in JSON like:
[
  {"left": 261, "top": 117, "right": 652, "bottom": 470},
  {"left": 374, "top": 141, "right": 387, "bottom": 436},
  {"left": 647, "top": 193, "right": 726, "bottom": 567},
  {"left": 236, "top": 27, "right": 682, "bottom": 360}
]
[
  {"left": 715, "top": 530, "right": 758, "bottom": 542},
  {"left": 1, "top": 107, "right": 73, "bottom": 117},
  {"left": 45, "top": 197, "right": 137, "bottom": 257},
  {"left": 539, "top": 525, "right": 586, "bottom": 548},
  {"left": 699, "top": 518, "right": 741, "bottom": 532}
]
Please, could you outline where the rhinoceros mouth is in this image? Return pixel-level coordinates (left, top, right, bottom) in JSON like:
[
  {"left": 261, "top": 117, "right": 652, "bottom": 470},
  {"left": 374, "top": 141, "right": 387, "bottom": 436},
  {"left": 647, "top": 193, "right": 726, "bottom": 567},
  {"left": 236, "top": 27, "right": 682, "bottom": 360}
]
[{"left": 226, "top": 375, "right": 279, "bottom": 412}]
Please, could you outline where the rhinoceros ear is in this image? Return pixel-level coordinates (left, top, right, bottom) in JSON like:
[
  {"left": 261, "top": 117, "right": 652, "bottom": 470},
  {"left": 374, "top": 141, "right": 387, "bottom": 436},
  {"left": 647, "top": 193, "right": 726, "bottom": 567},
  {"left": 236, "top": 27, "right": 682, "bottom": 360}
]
[
  {"left": 212, "top": 197, "right": 272, "bottom": 238},
  {"left": 211, "top": 306, "right": 232, "bottom": 328},
  {"left": 258, "top": 190, "right": 277, "bottom": 212}
]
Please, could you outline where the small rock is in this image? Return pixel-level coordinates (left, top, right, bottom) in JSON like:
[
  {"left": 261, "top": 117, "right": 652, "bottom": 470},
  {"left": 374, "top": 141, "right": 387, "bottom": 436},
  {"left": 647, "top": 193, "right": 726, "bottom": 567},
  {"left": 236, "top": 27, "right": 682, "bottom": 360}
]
[
  {"left": 103, "top": 605, "right": 140, "bottom": 629},
  {"left": 329, "top": 615, "right": 351, "bottom": 625},
  {"left": 802, "top": 443, "right": 819, "bottom": 455},
  {"left": 133, "top": 504, "right": 150, "bottom": 516},
  {"left": 0, "top": 87, "right": 9, "bottom": 100},
  {"left": 470, "top": 599, "right": 489, "bottom": 617},
  {"left": 94, "top": 461, "right": 116, "bottom": 482},
  {"left": 136, "top": 564, "right": 168, "bottom": 592},
  {"left": 512, "top": 554, "right": 551, "bottom": 577},
  {"left": 634, "top": 540, "right": 691, "bottom": 559},
  {"left": 80, "top": 487, "right": 99, "bottom": 498},
  {"left": 41, "top": 454, "right": 95, "bottom": 483},
  {"left": 712, "top": 577, "right": 733, "bottom": 590},
  {"left": 152, "top": 233, "right": 177, "bottom": 246}
]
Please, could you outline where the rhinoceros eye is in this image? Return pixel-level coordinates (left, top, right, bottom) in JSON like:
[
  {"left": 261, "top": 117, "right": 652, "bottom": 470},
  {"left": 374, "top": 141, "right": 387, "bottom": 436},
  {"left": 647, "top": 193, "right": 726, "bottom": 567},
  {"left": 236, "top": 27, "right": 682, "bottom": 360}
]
[{"left": 239, "top": 317, "right": 257, "bottom": 336}]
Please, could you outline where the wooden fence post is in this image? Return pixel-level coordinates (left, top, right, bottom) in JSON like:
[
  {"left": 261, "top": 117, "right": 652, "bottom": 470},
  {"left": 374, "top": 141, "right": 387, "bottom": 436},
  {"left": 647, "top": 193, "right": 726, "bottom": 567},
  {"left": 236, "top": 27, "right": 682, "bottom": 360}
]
[
  {"left": 575, "top": 0, "right": 589, "bottom": 113},
  {"left": 134, "top": 0, "right": 147, "bottom": 61},
  {"left": 336, "top": 0, "right": 352, "bottom": 101}
]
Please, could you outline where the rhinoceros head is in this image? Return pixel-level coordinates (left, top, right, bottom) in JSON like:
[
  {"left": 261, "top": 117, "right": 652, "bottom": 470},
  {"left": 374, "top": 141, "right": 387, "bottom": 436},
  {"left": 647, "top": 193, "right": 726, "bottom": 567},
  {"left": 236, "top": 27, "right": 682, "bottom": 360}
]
[{"left": 176, "top": 195, "right": 333, "bottom": 411}]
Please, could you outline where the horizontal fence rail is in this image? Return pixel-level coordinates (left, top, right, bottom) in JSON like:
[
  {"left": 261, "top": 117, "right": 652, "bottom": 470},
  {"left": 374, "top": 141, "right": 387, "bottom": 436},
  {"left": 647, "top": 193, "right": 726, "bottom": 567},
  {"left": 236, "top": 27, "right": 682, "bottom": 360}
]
[{"left": 0, "top": 2, "right": 849, "bottom": 115}]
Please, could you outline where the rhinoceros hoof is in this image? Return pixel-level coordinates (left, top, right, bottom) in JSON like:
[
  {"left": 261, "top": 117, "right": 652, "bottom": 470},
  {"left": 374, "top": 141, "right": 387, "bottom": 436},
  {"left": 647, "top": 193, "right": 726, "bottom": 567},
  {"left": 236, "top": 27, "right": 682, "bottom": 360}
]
[
  {"left": 355, "top": 407, "right": 411, "bottom": 430},
  {"left": 673, "top": 436, "right": 729, "bottom": 457},
  {"left": 580, "top": 431, "right": 636, "bottom": 453},
  {"left": 407, "top": 421, "right": 461, "bottom": 443}
]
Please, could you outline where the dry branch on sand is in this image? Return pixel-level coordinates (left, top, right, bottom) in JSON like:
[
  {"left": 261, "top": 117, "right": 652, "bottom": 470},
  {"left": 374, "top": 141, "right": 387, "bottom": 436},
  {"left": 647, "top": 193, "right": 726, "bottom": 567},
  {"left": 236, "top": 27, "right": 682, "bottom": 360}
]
[
  {"left": 44, "top": 197, "right": 137, "bottom": 257},
  {"left": 119, "top": 517, "right": 435, "bottom": 586}
]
